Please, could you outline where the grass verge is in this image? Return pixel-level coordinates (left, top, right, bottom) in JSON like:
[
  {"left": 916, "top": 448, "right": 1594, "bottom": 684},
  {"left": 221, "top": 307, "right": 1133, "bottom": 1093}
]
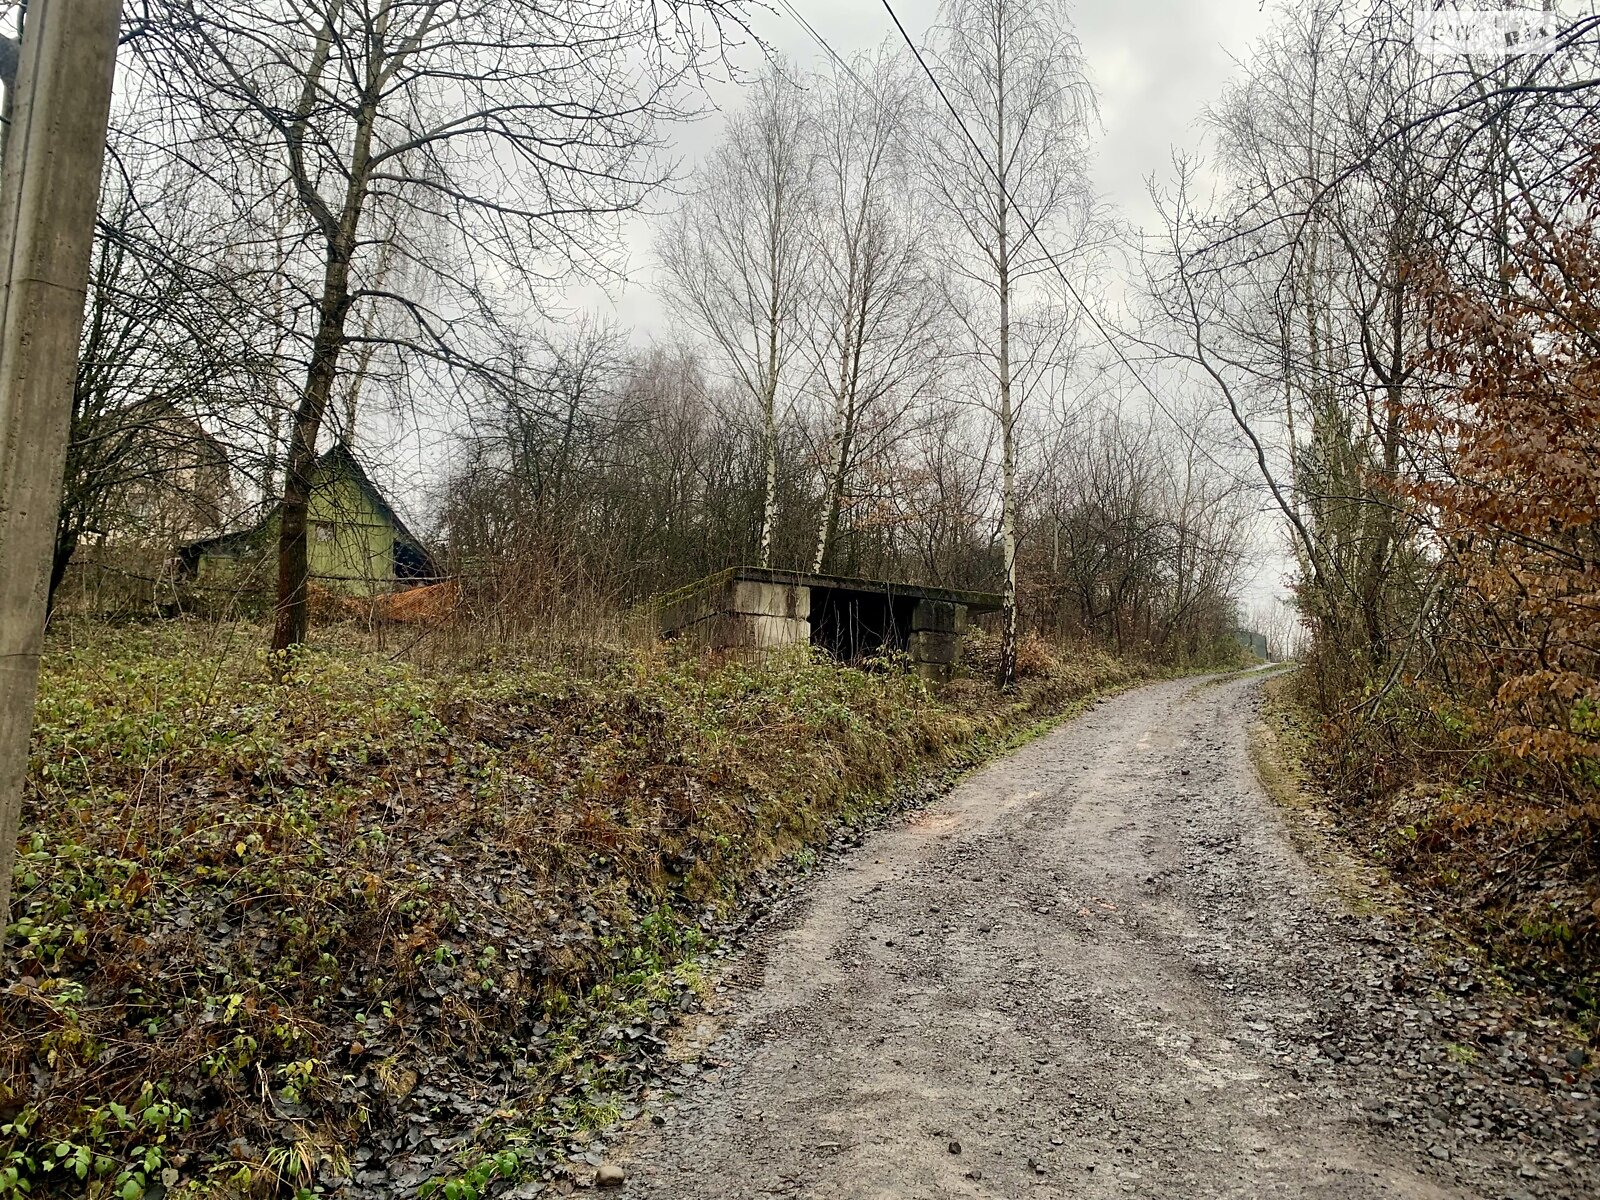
[
  {"left": 1251, "top": 670, "right": 1599, "bottom": 1035},
  {"left": 2, "top": 621, "right": 1170, "bottom": 1199},
  {"left": 1249, "top": 670, "right": 1404, "bottom": 919}
]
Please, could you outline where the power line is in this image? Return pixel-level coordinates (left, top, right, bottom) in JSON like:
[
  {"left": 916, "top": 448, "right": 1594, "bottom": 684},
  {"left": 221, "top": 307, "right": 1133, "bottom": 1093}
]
[
  {"left": 873, "top": 0, "right": 1247, "bottom": 482},
  {"left": 772, "top": 0, "right": 1253, "bottom": 481},
  {"left": 773, "top": 0, "right": 860, "bottom": 81}
]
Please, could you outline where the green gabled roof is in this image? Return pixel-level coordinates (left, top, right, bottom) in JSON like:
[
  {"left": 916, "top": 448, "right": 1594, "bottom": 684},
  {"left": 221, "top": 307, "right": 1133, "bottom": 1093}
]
[{"left": 179, "top": 442, "right": 430, "bottom": 564}]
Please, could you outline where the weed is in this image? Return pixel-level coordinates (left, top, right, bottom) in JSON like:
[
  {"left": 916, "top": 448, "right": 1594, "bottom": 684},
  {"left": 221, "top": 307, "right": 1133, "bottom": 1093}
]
[{"left": 3, "top": 621, "right": 1150, "bottom": 1195}]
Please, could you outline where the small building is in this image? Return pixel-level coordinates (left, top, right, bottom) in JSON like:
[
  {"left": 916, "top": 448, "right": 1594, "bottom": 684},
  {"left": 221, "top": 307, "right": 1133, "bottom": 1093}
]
[
  {"left": 178, "top": 444, "right": 435, "bottom": 597},
  {"left": 96, "top": 406, "right": 237, "bottom": 549},
  {"left": 1233, "top": 628, "right": 1271, "bottom": 660},
  {"left": 656, "top": 566, "right": 1001, "bottom": 682},
  {"left": 52, "top": 408, "right": 239, "bottom": 616}
]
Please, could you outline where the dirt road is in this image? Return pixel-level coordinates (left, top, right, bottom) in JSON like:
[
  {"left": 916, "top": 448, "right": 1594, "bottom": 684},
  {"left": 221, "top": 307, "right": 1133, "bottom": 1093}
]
[{"left": 613, "top": 671, "right": 1597, "bottom": 1199}]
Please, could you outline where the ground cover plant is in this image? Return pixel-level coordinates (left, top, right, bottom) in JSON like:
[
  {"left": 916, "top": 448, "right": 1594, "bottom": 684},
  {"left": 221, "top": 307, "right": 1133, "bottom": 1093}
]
[
  {"left": 1268, "top": 669, "right": 1600, "bottom": 1034},
  {"left": 1, "top": 620, "right": 1155, "bottom": 1198}
]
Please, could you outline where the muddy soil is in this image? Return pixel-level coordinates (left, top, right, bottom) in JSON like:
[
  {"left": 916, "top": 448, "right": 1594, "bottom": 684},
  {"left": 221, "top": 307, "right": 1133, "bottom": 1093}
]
[{"left": 612, "top": 672, "right": 1597, "bottom": 1199}]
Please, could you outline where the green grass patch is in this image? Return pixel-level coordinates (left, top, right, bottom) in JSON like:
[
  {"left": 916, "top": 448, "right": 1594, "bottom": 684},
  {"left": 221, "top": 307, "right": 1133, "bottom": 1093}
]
[{"left": 3, "top": 621, "right": 1150, "bottom": 1198}]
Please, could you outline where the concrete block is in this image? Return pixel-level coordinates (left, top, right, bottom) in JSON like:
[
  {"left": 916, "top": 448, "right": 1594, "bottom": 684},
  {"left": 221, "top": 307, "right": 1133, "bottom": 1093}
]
[
  {"left": 708, "top": 614, "right": 812, "bottom": 651},
  {"left": 911, "top": 600, "right": 967, "bottom": 634},
  {"left": 913, "top": 660, "right": 954, "bottom": 684},
  {"left": 731, "top": 580, "right": 810, "bottom": 620},
  {"left": 909, "top": 630, "right": 959, "bottom": 665},
  {"left": 658, "top": 578, "right": 810, "bottom": 636},
  {"left": 656, "top": 588, "right": 718, "bottom": 636}
]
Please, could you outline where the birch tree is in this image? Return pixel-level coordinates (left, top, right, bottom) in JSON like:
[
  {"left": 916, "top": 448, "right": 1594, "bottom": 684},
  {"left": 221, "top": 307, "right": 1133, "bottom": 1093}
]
[
  {"left": 922, "top": 0, "right": 1094, "bottom": 686},
  {"left": 805, "top": 53, "right": 942, "bottom": 574},
  {"left": 1148, "top": 0, "right": 1600, "bottom": 704},
  {"left": 137, "top": 0, "right": 749, "bottom": 654},
  {"left": 658, "top": 61, "right": 814, "bottom": 567}
]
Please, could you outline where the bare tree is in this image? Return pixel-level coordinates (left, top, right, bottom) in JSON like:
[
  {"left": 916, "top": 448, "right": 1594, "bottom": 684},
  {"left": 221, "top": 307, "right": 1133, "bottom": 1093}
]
[
  {"left": 52, "top": 152, "right": 273, "bottom": 611},
  {"left": 1145, "top": 0, "right": 1600, "bottom": 701},
  {"left": 803, "top": 52, "right": 942, "bottom": 573},
  {"left": 658, "top": 60, "right": 815, "bottom": 568},
  {"left": 1021, "top": 397, "right": 1252, "bottom": 659},
  {"left": 137, "top": 0, "right": 750, "bottom": 655},
  {"left": 921, "top": 0, "right": 1095, "bottom": 685}
]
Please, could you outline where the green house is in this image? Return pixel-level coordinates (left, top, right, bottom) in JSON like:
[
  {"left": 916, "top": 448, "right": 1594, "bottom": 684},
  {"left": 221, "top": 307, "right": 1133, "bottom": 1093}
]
[{"left": 178, "top": 444, "right": 435, "bottom": 597}]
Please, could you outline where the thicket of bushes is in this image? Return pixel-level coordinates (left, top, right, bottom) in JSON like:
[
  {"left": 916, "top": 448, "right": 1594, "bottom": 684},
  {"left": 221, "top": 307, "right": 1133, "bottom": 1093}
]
[
  {"left": 1287, "top": 164, "right": 1600, "bottom": 1025},
  {"left": 1, "top": 621, "right": 1147, "bottom": 1198}
]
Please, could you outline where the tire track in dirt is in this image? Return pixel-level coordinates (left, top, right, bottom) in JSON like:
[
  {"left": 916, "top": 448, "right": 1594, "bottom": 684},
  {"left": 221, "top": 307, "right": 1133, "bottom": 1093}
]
[{"left": 610, "top": 671, "right": 1597, "bottom": 1199}]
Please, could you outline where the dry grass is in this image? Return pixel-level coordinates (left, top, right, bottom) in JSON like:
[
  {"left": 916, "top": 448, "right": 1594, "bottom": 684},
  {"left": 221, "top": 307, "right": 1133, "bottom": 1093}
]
[
  {"left": 1266, "top": 671, "right": 1600, "bottom": 1027},
  {"left": 1249, "top": 671, "right": 1403, "bottom": 919},
  {"left": 1, "top": 618, "right": 1146, "bottom": 1198}
]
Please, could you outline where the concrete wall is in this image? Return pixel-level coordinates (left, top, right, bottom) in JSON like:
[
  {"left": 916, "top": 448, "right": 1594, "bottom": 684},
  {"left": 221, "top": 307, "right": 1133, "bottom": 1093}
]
[
  {"left": 659, "top": 573, "right": 974, "bottom": 682},
  {"left": 659, "top": 577, "right": 812, "bottom": 650},
  {"left": 909, "top": 600, "right": 969, "bottom": 682}
]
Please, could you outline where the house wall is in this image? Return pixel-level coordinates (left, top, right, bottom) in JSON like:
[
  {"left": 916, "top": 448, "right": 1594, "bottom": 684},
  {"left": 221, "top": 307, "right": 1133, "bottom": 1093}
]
[
  {"left": 193, "top": 525, "right": 274, "bottom": 592},
  {"left": 195, "top": 468, "right": 403, "bottom": 597},
  {"left": 306, "top": 471, "right": 396, "bottom": 594}
]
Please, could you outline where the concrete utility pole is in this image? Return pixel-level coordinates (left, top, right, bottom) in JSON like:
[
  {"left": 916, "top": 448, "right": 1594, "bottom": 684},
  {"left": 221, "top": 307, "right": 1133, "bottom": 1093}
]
[{"left": 0, "top": 0, "right": 123, "bottom": 962}]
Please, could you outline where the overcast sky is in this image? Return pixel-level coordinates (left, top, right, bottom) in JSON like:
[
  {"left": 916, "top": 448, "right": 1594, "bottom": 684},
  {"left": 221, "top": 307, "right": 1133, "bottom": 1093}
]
[
  {"left": 539, "top": 1, "right": 1298, "bottom": 610},
  {"left": 612, "top": 0, "right": 1292, "bottom": 607},
  {"left": 583, "top": 0, "right": 1275, "bottom": 332}
]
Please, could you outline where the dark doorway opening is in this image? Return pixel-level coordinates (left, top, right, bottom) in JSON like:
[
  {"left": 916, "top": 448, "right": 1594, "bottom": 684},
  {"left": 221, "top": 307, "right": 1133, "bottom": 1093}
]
[
  {"left": 394, "top": 541, "right": 433, "bottom": 583},
  {"left": 808, "top": 586, "right": 916, "bottom": 662}
]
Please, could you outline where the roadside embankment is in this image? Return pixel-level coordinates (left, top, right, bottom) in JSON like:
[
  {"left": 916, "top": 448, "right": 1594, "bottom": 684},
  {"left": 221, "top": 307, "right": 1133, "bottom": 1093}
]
[{"left": 1, "top": 621, "right": 1184, "bottom": 1198}]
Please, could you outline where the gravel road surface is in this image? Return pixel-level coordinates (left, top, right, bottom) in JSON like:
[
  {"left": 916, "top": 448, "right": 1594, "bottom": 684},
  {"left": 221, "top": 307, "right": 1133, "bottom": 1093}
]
[{"left": 612, "top": 671, "right": 1597, "bottom": 1199}]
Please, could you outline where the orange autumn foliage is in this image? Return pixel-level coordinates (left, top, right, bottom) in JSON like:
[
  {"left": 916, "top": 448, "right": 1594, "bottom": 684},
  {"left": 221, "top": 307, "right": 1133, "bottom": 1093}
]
[
  {"left": 307, "top": 579, "right": 464, "bottom": 626},
  {"left": 1407, "top": 153, "right": 1600, "bottom": 795}
]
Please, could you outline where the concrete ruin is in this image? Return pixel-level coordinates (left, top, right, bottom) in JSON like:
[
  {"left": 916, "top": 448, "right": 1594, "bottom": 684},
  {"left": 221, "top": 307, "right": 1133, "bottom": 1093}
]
[{"left": 656, "top": 567, "right": 1001, "bottom": 682}]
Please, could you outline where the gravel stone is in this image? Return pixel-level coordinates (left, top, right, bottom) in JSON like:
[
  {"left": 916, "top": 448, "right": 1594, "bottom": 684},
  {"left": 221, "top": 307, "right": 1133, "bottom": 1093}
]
[{"left": 614, "top": 673, "right": 1598, "bottom": 1199}]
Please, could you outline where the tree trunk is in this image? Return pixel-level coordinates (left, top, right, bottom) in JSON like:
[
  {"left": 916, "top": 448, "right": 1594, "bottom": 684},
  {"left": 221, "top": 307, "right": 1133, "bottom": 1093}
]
[
  {"left": 271, "top": 246, "right": 353, "bottom": 656},
  {"left": 759, "top": 387, "right": 777, "bottom": 568},
  {"left": 814, "top": 430, "right": 853, "bottom": 575},
  {"left": 998, "top": 334, "right": 1017, "bottom": 688},
  {"left": 270, "top": 56, "right": 374, "bottom": 658},
  {"left": 995, "top": 85, "right": 1018, "bottom": 691},
  {"left": 758, "top": 365, "right": 778, "bottom": 568},
  {"left": 812, "top": 384, "right": 844, "bottom": 574},
  {"left": 813, "top": 393, "right": 856, "bottom": 574},
  {"left": 45, "top": 523, "right": 78, "bottom": 618},
  {"left": 814, "top": 257, "right": 872, "bottom": 575}
]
